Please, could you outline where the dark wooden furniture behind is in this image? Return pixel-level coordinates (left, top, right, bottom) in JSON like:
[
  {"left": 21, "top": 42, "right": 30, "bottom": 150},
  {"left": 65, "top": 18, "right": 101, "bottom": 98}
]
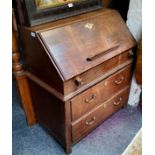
[
  {"left": 12, "top": 26, "right": 36, "bottom": 126},
  {"left": 135, "top": 38, "right": 142, "bottom": 85},
  {"left": 19, "top": 9, "right": 136, "bottom": 154},
  {"left": 108, "top": 0, "right": 130, "bottom": 21}
]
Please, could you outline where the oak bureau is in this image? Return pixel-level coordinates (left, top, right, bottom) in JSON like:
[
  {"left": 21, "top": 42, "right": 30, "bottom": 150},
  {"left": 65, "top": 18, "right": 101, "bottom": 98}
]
[{"left": 19, "top": 9, "right": 136, "bottom": 154}]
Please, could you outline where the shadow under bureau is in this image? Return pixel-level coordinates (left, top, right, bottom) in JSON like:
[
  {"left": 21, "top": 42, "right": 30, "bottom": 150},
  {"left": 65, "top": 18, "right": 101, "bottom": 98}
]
[{"left": 20, "top": 9, "right": 136, "bottom": 154}]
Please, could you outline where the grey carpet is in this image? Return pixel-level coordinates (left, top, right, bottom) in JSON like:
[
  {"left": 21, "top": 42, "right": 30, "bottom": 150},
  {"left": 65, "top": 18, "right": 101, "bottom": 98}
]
[{"left": 12, "top": 80, "right": 142, "bottom": 155}]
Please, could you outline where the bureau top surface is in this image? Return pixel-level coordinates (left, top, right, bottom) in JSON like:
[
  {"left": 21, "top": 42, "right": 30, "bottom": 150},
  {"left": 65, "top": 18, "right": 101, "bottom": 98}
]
[{"left": 38, "top": 9, "right": 136, "bottom": 80}]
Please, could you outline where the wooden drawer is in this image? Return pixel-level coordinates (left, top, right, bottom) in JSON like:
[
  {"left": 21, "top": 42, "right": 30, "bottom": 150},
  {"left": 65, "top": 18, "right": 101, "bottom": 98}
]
[
  {"left": 71, "top": 64, "right": 132, "bottom": 121},
  {"left": 120, "top": 50, "right": 135, "bottom": 64},
  {"left": 64, "top": 50, "right": 134, "bottom": 95},
  {"left": 72, "top": 87, "right": 130, "bottom": 143}
]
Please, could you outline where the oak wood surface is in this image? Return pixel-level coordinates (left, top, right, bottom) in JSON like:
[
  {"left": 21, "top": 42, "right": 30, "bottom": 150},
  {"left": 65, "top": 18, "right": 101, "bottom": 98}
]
[
  {"left": 26, "top": 60, "right": 133, "bottom": 102},
  {"left": 72, "top": 86, "right": 130, "bottom": 143},
  {"left": 71, "top": 64, "right": 133, "bottom": 121},
  {"left": 39, "top": 9, "right": 136, "bottom": 80},
  {"left": 19, "top": 27, "right": 64, "bottom": 93},
  {"left": 64, "top": 49, "right": 135, "bottom": 95},
  {"left": 28, "top": 79, "right": 68, "bottom": 147}
]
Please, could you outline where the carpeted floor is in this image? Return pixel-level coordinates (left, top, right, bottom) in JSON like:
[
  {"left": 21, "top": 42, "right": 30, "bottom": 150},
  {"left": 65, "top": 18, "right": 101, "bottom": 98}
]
[{"left": 12, "top": 80, "right": 142, "bottom": 155}]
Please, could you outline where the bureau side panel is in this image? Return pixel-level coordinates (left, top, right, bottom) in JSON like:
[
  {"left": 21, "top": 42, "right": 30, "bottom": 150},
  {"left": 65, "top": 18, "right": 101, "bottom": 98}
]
[
  {"left": 19, "top": 27, "right": 64, "bottom": 93},
  {"left": 28, "top": 79, "right": 71, "bottom": 149}
]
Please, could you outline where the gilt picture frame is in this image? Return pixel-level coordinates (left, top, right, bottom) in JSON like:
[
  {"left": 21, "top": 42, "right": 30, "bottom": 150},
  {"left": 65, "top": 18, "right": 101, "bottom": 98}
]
[
  {"left": 35, "top": 0, "right": 83, "bottom": 9},
  {"left": 17, "top": 0, "right": 103, "bottom": 26}
]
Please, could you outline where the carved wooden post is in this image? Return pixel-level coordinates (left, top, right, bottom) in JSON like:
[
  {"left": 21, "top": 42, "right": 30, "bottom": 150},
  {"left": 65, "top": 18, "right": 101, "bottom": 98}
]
[
  {"left": 12, "top": 28, "right": 36, "bottom": 126},
  {"left": 103, "top": 0, "right": 110, "bottom": 7}
]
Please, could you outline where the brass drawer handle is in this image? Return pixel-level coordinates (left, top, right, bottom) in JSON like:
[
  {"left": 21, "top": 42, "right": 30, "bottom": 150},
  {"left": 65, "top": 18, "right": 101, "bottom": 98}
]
[
  {"left": 129, "top": 50, "right": 134, "bottom": 57},
  {"left": 85, "top": 93, "right": 96, "bottom": 104},
  {"left": 85, "top": 116, "right": 96, "bottom": 126},
  {"left": 114, "top": 76, "right": 124, "bottom": 85},
  {"left": 113, "top": 97, "right": 122, "bottom": 106},
  {"left": 85, "top": 23, "right": 94, "bottom": 30},
  {"left": 75, "top": 77, "right": 83, "bottom": 86}
]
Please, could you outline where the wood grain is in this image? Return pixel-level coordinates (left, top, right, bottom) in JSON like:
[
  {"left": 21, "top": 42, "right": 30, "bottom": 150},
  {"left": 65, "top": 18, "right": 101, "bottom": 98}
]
[
  {"left": 28, "top": 79, "right": 72, "bottom": 153},
  {"left": 39, "top": 9, "right": 136, "bottom": 80},
  {"left": 71, "top": 65, "right": 133, "bottom": 121},
  {"left": 64, "top": 49, "right": 135, "bottom": 95},
  {"left": 72, "top": 86, "right": 130, "bottom": 143}
]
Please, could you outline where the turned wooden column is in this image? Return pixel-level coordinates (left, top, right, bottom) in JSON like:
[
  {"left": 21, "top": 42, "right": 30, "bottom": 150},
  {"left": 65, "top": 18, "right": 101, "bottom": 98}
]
[
  {"left": 12, "top": 28, "right": 36, "bottom": 126},
  {"left": 103, "top": 0, "right": 111, "bottom": 7}
]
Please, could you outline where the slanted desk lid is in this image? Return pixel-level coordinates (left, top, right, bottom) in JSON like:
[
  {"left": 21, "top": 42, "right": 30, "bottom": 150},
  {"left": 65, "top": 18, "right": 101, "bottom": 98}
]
[{"left": 39, "top": 10, "right": 136, "bottom": 81}]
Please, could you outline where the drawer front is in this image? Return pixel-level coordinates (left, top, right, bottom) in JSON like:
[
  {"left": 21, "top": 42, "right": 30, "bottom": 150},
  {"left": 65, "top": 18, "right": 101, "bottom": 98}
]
[
  {"left": 64, "top": 50, "right": 134, "bottom": 95},
  {"left": 72, "top": 87, "right": 130, "bottom": 143},
  {"left": 71, "top": 64, "right": 132, "bottom": 121},
  {"left": 120, "top": 50, "right": 135, "bottom": 64}
]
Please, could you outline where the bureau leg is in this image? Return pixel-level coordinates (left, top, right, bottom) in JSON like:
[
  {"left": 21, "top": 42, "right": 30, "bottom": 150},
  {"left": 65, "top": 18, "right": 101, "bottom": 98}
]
[
  {"left": 64, "top": 101, "right": 72, "bottom": 154},
  {"left": 65, "top": 146, "right": 72, "bottom": 155}
]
